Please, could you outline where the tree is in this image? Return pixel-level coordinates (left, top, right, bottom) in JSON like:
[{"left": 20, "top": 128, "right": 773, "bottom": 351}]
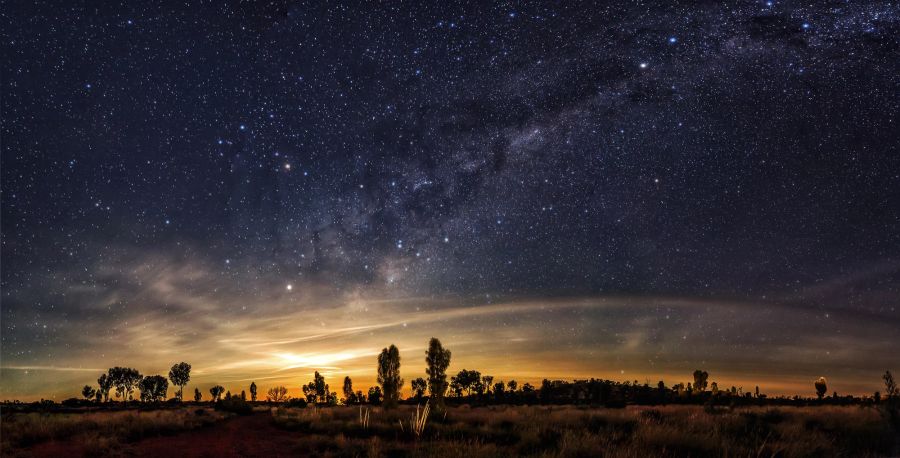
[
  {"left": 168, "top": 362, "right": 191, "bottom": 402},
  {"left": 378, "top": 344, "right": 403, "bottom": 408},
  {"left": 411, "top": 377, "right": 426, "bottom": 401},
  {"left": 493, "top": 381, "right": 505, "bottom": 397},
  {"left": 314, "top": 371, "right": 327, "bottom": 403},
  {"left": 210, "top": 385, "right": 225, "bottom": 402},
  {"left": 507, "top": 380, "right": 518, "bottom": 392},
  {"left": 711, "top": 382, "right": 719, "bottom": 395},
  {"left": 815, "top": 377, "right": 828, "bottom": 400},
  {"left": 267, "top": 385, "right": 288, "bottom": 402},
  {"left": 302, "top": 383, "right": 316, "bottom": 403},
  {"left": 367, "top": 386, "right": 383, "bottom": 405},
  {"left": 97, "top": 373, "right": 113, "bottom": 402},
  {"left": 692, "top": 370, "right": 709, "bottom": 392},
  {"left": 343, "top": 376, "right": 355, "bottom": 404},
  {"left": 452, "top": 369, "right": 482, "bottom": 396},
  {"left": 303, "top": 371, "right": 328, "bottom": 404},
  {"left": 194, "top": 388, "right": 202, "bottom": 402},
  {"left": 522, "top": 382, "right": 535, "bottom": 393},
  {"left": 884, "top": 371, "right": 898, "bottom": 399},
  {"left": 425, "top": 337, "right": 451, "bottom": 409},
  {"left": 240, "top": 390, "right": 247, "bottom": 401},
  {"left": 482, "top": 375, "right": 494, "bottom": 395},
  {"left": 108, "top": 367, "right": 142, "bottom": 404},
  {"left": 138, "top": 375, "right": 169, "bottom": 402},
  {"left": 82, "top": 385, "right": 96, "bottom": 401},
  {"left": 249, "top": 382, "right": 257, "bottom": 402}
]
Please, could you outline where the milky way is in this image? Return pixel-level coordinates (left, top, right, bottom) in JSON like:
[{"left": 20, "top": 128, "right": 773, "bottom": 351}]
[{"left": 2, "top": 2, "right": 899, "bottom": 400}]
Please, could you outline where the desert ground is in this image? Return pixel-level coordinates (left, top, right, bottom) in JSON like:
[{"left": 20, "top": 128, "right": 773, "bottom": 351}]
[{"left": 3, "top": 403, "right": 899, "bottom": 457}]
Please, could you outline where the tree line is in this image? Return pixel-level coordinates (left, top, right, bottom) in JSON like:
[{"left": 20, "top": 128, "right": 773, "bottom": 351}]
[{"left": 73, "top": 339, "right": 898, "bottom": 411}]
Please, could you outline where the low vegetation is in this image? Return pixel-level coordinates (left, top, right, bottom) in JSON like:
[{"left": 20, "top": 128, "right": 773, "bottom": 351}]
[
  {"left": 268, "top": 404, "right": 897, "bottom": 457},
  {"left": 1, "top": 408, "right": 229, "bottom": 456}
]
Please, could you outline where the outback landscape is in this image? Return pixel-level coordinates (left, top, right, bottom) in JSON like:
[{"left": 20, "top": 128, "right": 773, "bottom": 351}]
[
  {"left": 4, "top": 0, "right": 900, "bottom": 457},
  {"left": 3, "top": 339, "right": 900, "bottom": 457}
]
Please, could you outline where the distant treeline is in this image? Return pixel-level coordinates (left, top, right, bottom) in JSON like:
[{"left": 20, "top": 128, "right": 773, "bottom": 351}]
[{"left": 3, "top": 338, "right": 899, "bottom": 413}]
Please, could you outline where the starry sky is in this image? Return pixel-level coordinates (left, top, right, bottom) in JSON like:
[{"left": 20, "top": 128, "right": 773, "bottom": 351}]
[{"left": 2, "top": 1, "right": 899, "bottom": 401}]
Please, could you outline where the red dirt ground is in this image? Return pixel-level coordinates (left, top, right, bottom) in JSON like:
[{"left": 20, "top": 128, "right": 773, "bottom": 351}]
[{"left": 26, "top": 413, "right": 305, "bottom": 458}]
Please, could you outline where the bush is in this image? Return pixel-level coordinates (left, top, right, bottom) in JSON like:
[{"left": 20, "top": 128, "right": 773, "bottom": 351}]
[
  {"left": 286, "top": 398, "right": 308, "bottom": 408},
  {"left": 215, "top": 397, "right": 252, "bottom": 415}
]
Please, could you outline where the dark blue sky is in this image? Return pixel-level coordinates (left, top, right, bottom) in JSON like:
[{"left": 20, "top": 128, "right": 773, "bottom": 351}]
[{"left": 2, "top": 1, "right": 898, "bottom": 399}]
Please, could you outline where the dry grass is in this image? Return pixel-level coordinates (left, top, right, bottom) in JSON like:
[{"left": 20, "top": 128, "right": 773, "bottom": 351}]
[
  {"left": 271, "top": 404, "right": 899, "bottom": 457},
  {"left": 1, "top": 407, "right": 228, "bottom": 455},
  {"left": 2, "top": 404, "right": 896, "bottom": 457}
]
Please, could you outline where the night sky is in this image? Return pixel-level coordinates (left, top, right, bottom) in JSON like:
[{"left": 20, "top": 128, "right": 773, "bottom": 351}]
[{"left": 2, "top": 1, "right": 899, "bottom": 401}]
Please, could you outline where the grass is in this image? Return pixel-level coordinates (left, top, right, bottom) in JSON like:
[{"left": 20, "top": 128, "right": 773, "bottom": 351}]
[
  {"left": 270, "top": 404, "right": 899, "bottom": 457},
  {"left": 2, "top": 404, "right": 897, "bottom": 457},
  {"left": 1, "top": 407, "right": 229, "bottom": 456}
]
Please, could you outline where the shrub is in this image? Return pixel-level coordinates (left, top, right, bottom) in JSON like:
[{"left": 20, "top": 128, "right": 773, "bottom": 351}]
[{"left": 286, "top": 398, "right": 308, "bottom": 408}]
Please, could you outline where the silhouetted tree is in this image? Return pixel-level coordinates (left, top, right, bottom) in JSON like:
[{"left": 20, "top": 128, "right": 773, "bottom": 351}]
[
  {"left": 884, "top": 371, "right": 898, "bottom": 400},
  {"left": 378, "top": 344, "right": 403, "bottom": 408},
  {"left": 425, "top": 337, "right": 451, "bottom": 410},
  {"left": 482, "top": 375, "right": 494, "bottom": 395},
  {"left": 367, "top": 386, "right": 383, "bottom": 405},
  {"left": 493, "top": 381, "right": 505, "bottom": 398},
  {"left": 450, "top": 378, "right": 462, "bottom": 397},
  {"left": 711, "top": 382, "right": 719, "bottom": 395},
  {"left": 692, "top": 370, "right": 709, "bottom": 392},
  {"left": 194, "top": 388, "right": 202, "bottom": 402},
  {"left": 507, "top": 380, "right": 518, "bottom": 392},
  {"left": 249, "top": 382, "right": 257, "bottom": 402},
  {"left": 815, "top": 377, "right": 828, "bottom": 400},
  {"left": 267, "top": 385, "right": 288, "bottom": 402},
  {"left": 138, "top": 375, "right": 168, "bottom": 402},
  {"left": 303, "top": 371, "right": 328, "bottom": 404},
  {"left": 240, "top": 390, "right": 246, "bottom": 401},
  {"left": 522, "top": 382, "right": 534, "bottom": 393},
  {"left": 168, "top": 362, "right": 191, "bottom": 402},
  {"left": 225, "top": 390, "right": 232, "bottom": 400},
  {"left": 82, "top": 385, "right": 96, "bottom": 401},
  {"left": 452, "top": 369, "right": 482, "bottom": 396},
  {"left": 411, "top": 377, "right": 426, "bottom": 401},
  {"left": 314, "top": 371, "right": 327, "bottom": 403},
  {"left": 755, "top": 386, "right": 760, "bottom": 398},
  {"left": 210, "top": 385, "right": 225, "bottom": 402},
  {"left": 302, "top": 383, "right": 316, "bottom": 403},
  {"left": 108, "top": 367, "right": 142, "bottom": 404},
  {"left": 343, "top": 376, "right": 355, "bottom": 404},
  {"left": 97, "top": 373, "right": 113, "bottom": 402}
]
